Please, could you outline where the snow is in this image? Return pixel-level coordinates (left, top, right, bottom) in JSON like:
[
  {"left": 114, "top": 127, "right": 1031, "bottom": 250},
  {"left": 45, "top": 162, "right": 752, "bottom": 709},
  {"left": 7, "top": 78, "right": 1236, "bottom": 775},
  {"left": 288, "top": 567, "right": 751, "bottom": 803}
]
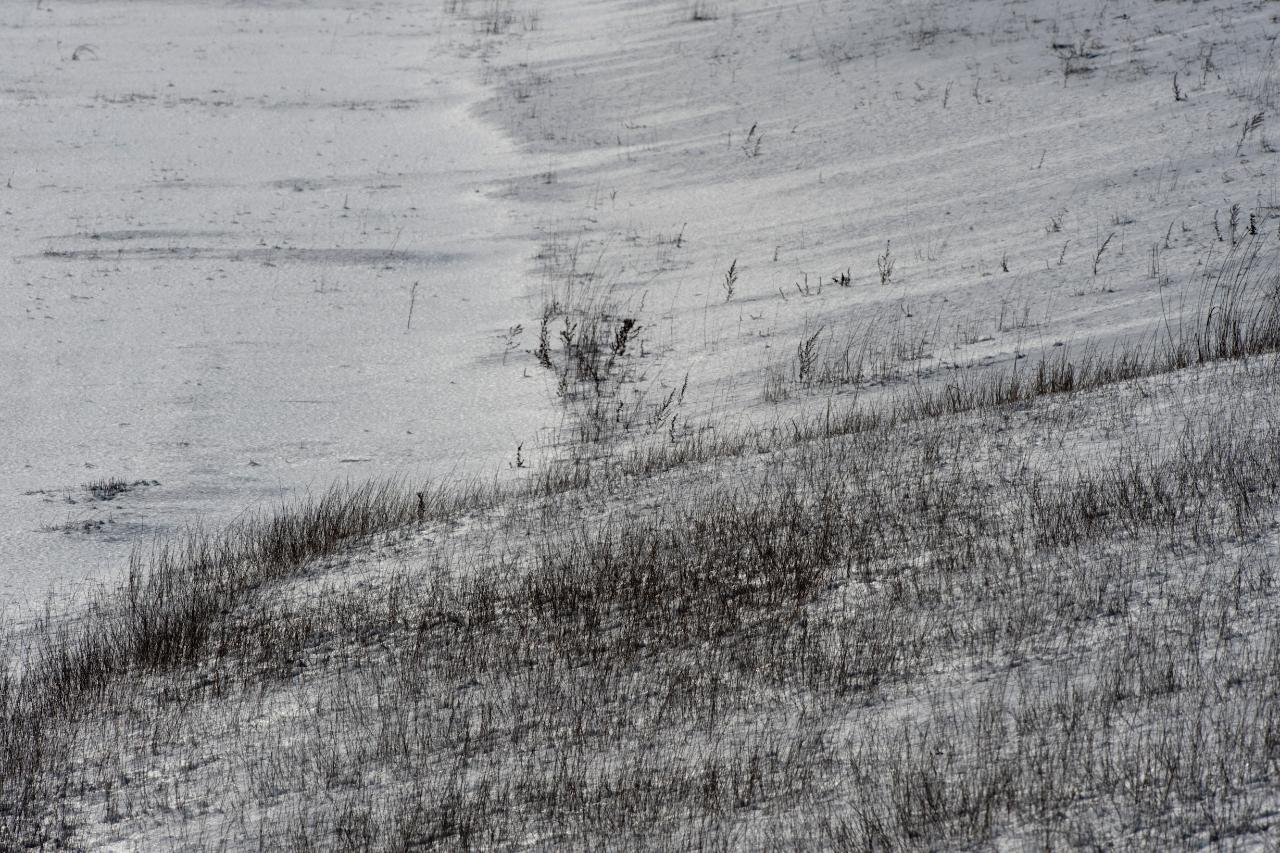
[
  {"left": 470, "top": 0, "right": 1280, "bottom": 426},
  {"left": 3, "top": 0, "right": 1278, "bottom": 617},
  {"left": 10, "top": 0, "right": 1280, "bottom": 847},
  {"left": 1, "top": 0, "right": 557, "bottom": 611}
]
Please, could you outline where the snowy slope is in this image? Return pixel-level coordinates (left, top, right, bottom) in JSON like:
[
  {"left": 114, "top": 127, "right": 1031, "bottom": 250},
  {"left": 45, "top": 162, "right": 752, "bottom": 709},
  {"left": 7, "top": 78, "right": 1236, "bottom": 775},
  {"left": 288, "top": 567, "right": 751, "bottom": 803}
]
[
  {"left": 5, "top": 0, "right": 1280, "bottom": 849},
  {"left": 474, "top": 0, "right": 1279, "bottom": 419}
]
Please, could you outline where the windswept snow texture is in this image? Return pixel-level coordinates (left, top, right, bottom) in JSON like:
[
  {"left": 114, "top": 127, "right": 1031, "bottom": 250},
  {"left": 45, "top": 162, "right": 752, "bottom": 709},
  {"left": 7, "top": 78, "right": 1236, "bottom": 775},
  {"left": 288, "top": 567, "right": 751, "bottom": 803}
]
[
  {"left": 474, "top": 0, "right": 1280, "bottom": 417},
  {"left": 4, "top": 0, "right": 1280, "bottom": 611},
  {"left": 1, "top": 1, "right": 556, "bottom": 609}
]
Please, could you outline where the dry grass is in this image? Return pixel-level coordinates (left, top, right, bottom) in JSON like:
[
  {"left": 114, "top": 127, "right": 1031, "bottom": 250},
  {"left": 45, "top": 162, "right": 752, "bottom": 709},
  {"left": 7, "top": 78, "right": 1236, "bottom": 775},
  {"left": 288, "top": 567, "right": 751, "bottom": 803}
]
[
  {"left": 11, "top": 353, "right": 1280, "bottom": 850},
  {"left": 2, "top": 239, "right": 1280, "bottom": 851}
]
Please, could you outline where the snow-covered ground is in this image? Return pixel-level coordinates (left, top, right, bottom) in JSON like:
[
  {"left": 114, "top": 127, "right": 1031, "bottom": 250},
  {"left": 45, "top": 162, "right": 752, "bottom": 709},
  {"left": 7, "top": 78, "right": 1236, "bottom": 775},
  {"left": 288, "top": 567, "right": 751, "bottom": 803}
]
[
  {"left": 5, "top": 0, "right": 1280, "bottom": 849},
  {"left": 471, "top": 0, "right": 1279, "bottom": 414},
  {"left": 5, "top": 0, "right": 1276, "bottom": 610},
  {"left": 1, "top": 0, "right": 558, "bottom": 610}
]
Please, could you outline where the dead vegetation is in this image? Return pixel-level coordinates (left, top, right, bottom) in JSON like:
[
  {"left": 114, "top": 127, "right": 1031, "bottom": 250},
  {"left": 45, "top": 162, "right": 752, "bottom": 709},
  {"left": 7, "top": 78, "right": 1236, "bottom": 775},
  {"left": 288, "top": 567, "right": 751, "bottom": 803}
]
[
  {"left": 6, "top": 0, "right": 1280, "bottom": 846},
  {"left": 1, "top": 235, "right": 1280, "bottom": 849}
]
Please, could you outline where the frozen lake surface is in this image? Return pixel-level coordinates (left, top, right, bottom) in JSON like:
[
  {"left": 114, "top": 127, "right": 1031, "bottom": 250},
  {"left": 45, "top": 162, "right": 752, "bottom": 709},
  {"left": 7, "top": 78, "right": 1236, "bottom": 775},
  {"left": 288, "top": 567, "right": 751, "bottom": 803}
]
[{"left": 0, "top": 0, "right": 554, "bottom": 610}]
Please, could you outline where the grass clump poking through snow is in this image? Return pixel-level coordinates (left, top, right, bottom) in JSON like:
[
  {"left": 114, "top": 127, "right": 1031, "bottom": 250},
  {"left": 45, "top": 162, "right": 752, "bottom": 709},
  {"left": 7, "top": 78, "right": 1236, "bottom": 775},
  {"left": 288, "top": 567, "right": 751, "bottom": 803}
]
[{"left": 532, "top": 233, "right": 658, "bottom": 445}]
